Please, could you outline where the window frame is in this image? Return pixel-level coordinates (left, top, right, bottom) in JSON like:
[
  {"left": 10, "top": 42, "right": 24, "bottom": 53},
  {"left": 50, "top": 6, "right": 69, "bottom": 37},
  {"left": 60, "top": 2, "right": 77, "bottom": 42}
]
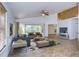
[{"left": 18, "top": 23, "right": 44, "bottom": 35}]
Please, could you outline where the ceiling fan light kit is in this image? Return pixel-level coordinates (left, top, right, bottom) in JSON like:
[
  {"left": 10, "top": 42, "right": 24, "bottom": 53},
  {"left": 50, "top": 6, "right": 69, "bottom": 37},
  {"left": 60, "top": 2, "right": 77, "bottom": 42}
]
[
  {"left": 42, "top": 13, "right": 45, "bottom": 16},
  {"left": 41, "top": 10, "right": 49, "bottom": 16}
]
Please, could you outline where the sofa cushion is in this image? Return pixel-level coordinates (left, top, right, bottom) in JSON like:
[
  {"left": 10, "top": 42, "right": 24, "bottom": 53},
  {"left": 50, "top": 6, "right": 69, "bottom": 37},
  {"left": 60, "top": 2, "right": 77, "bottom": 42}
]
[
  {"left": 36, "top": 40, "right": 49, "bottom": 48},
  {"left": 34, "top": 37, "right": 45, "bottom": 41}
]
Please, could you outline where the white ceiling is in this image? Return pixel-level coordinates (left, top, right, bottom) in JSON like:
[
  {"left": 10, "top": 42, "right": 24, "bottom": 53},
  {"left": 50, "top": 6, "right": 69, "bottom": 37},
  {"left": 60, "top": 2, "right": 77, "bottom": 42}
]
[{"left": 6, "top": 2, "right": 76, "bottom": 19}]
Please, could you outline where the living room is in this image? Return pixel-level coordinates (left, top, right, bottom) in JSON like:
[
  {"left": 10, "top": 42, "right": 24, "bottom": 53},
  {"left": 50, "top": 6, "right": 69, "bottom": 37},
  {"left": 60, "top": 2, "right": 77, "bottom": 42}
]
[{"left": 0, "top": 2, "right": 79, "bottom": 57}]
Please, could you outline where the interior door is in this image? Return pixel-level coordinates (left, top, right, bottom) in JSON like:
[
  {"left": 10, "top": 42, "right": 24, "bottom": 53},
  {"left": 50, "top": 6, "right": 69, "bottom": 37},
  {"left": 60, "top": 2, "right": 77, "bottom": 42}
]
[{"left": 48, "top": 24, "right": 56, "bottom": 38}]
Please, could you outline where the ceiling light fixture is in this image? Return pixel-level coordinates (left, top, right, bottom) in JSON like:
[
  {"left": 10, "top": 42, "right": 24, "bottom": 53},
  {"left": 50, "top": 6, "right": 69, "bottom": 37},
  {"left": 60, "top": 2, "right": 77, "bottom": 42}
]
[{"left": 41, "top": 10, "right": 49, "bottom": 16}]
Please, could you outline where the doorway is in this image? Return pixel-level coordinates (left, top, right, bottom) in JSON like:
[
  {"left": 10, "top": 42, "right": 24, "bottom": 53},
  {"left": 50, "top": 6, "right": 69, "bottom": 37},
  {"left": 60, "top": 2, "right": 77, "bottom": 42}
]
[{"left": 48, "top": 24, "right": 57, "bottom": 38}]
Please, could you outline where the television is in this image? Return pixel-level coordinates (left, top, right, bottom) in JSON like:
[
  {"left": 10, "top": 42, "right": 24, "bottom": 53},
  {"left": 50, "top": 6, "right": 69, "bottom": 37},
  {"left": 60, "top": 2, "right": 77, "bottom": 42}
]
[{"left": 59, "top": 27, "right": 67, "bottom": 33}]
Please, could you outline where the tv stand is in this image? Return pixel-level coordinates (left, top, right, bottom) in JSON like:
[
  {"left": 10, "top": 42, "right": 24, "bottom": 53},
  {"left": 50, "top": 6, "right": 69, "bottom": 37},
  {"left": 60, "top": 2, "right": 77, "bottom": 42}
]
[{"left": 59, "top": 33, "right": 69, "bottom": 39}]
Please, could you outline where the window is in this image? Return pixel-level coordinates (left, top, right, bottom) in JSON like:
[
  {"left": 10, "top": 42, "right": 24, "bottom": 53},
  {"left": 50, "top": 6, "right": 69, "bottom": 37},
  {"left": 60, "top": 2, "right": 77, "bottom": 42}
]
[
  {"left": 19, "top": 23, "right": 43, "bottom": 35},
  {"left": 0, "top": 14, "right": 5, "bottom": 50},
  {"left": 25, "top": 25, "right": 42, "bottom": 34},
  {"left": 18, "top": 23, "right": 26, "bottom": 35},
  {"left": 0, "top": 4, "right": 6, "bottom": 51}
]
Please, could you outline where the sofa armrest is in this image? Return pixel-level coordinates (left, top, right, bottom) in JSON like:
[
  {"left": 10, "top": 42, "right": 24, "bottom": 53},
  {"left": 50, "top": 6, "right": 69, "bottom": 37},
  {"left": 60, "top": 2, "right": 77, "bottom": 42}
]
[{"left": 12, "top": 39, "right": 27, "bottom": 48}]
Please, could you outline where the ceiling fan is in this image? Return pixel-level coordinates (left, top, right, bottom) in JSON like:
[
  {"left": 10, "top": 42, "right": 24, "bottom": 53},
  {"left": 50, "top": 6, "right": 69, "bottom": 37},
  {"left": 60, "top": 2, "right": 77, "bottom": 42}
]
[{"left": 41, "top": 10, "right": 49, "bottom": 16}]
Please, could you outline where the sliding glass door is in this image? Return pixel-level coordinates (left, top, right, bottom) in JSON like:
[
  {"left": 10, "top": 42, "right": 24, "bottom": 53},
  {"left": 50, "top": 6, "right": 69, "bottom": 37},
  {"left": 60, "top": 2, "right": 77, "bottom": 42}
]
[{"left": 19, "top": 23, "right": 43, "bottom": 35}]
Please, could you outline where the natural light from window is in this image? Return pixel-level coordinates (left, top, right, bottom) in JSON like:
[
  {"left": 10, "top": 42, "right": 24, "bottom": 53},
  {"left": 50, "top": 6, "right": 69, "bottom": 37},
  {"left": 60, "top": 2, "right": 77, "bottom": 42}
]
[{"left": 19, "top": 23, "right": 43, "bottom": 35}]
